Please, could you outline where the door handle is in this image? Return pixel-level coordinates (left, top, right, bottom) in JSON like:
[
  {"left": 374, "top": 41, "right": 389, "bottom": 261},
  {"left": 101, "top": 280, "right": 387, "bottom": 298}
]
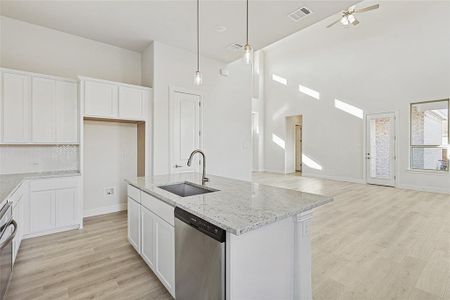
[{"left": 174, "top": 164, "right": 183, "bottom": 168}]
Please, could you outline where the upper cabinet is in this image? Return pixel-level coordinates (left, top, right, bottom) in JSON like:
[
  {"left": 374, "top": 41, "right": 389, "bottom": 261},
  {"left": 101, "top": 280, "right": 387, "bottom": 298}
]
[
  {"left": 0, "top": 68, "right": 79, "bottom": 144},
  {"left": 81, "top": 77, "right": 150, "bottom": 121}
]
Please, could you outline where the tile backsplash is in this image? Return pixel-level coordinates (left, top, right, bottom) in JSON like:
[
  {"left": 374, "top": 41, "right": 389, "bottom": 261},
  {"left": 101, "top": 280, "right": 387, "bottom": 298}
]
[{"left": 0, "top": 145, "right": 79, "bottom": 174}]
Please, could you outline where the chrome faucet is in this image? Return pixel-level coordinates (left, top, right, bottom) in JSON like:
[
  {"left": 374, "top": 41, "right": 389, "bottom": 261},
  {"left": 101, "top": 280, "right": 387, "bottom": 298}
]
[{"left": 187, "top": 149, "right": 209, "bottom": 185}]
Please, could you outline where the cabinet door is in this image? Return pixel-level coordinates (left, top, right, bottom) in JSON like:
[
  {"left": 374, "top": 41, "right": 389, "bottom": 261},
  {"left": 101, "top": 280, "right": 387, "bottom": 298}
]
[
  {"left": 118, "top": 86, "right": 145, "bottom": 120},
  {"left": 55, "top": 188, "right": 77, "bottom": 228},
  {"left": 84, "top": 81, "right": 118, "bottom": 118},
  {"left": 127, "top": 197, "right": 141, "bottom": 253},
  {"left": 141, "top": 206, "right": 155, "bottom": 269},
  {"left": 12, "top": 195, "right": 23, "bottom": 265},
  {"left": 56, "top": 81, "right": 78, "bottom": 143},
  {"left": 155, "top": 217, "right": 175, "bottom": 294},
  {"left": 30, "top": 190, "right": 55, "bottom": 233},
  {"left": 1, "top": 72, "right": 31, "bottom": 143},
  {"left": 32, "top": 77, "right": 56, "bottom": 142}
]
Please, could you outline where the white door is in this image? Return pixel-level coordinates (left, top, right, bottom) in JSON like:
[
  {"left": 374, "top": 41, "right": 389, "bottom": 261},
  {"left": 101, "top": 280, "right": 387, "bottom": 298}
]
[
  {"left": 366, "top": 113, "right": 396, "bottom": 186},
  {"left": 155, "top": 216, "right": 175, "bottom": 295},
  {"left": 56, "top": 81, "right": 78, "bottom": 143},
  {"left": 32, "top": 77, "right": 56, "bottom": 142},
  {"left": 141, "top": 206, "right": 156, "bottom": 269},
  {"left": 170, "top": 90, "right": 201, "bottom": 173},
  {"left": 1, "top": 72, "right": 31, "bottom": 143},
  {"left": 127, "top": 197, "right": 141, "bottom": 253}
]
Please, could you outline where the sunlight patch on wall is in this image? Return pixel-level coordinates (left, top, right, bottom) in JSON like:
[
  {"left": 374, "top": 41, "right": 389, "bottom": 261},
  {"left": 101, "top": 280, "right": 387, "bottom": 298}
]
[
  {"left": 302, "top": 154, "right": 323, "bottom": 170},
  {"left": 272, "top": 134, "right": 286, "bottom": 149},
  {"left": 299, "top": 84, "right": 320, "bottom": 100},
  {"left": 334, "top": 99, "right": 364, "bottom": 119},
  {"left": 272, "top": 74, "right": 288, "bottom": 86}
]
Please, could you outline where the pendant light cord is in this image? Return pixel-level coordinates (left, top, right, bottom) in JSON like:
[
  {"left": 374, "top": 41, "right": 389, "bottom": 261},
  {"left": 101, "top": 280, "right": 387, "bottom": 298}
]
[
  {"left": 197, "top": 0, "right": 200, "bottom": 72},
  {"left": 246, "top": 0, "right": 249, "bottom": 44}
]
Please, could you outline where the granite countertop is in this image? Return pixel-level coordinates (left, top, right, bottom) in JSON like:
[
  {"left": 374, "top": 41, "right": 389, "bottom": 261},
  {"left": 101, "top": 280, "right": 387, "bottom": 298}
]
[
  {"left": 126, "top": 173, "right": 333, "bottom": 235},
  {"left": 0, "top": 170, "right": 81, "bottom": 206}
]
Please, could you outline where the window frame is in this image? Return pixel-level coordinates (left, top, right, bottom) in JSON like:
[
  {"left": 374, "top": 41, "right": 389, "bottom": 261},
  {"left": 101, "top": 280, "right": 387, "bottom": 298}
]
[{"left": 409, "top": 98, "right": 449, "bottom": 172}]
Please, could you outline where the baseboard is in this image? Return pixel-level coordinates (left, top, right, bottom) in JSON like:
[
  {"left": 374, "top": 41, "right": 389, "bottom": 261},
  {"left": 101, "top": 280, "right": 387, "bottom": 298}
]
[
  {"left": 84, "top": 203, "right": 127, "bottom": 217},
  {"left": 298, "top": 172, "right": 365, "bottom": 184},
  {"left": 396, "top": 184, "right": 449, "bottom": 194},
  {"left": 23, "top": 224, "right": 80, "bottom": 239},
  {"left": 261, "top": 169, "right": 286, "bottom": 174}
]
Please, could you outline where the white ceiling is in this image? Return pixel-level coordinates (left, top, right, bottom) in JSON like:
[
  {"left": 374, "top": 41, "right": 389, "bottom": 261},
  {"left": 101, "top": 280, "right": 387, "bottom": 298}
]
[{"left": 0, "top": 0, "right": 359, "bottom": 62}]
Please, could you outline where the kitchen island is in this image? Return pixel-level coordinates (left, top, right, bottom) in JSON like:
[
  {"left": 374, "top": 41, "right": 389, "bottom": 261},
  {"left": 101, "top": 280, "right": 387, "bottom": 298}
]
[{"left": 126, "top": 173, "right": 332, "bottom": 300}]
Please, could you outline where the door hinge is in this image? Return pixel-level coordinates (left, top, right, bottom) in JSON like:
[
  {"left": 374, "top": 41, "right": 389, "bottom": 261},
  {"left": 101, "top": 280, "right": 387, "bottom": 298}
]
[
  {"left": 199, "top": 130, "right": 201, "bottom": 136},
  {"left": 199, "top": 102, "right": 201, "bottom": 107}
]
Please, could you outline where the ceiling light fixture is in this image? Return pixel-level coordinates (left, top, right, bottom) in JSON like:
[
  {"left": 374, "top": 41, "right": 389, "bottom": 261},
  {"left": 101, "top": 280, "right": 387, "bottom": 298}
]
[
  {"left": 242, "top": 0, "right": 253, "bottom": 65},
  {"left": 194, "top": 0, "right": 202, "bottom": 86}
]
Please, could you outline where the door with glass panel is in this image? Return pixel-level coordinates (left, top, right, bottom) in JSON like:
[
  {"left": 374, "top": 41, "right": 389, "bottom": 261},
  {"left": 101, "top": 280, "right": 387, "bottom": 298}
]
[{"left": 366, "top": 113, "right": 396, "bottom": 186}]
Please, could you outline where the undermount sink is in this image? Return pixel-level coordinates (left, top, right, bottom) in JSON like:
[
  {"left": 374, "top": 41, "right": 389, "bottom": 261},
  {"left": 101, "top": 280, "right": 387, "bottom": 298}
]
[{"left": 158, "top": 181, "right": 219, "bottom": 197}]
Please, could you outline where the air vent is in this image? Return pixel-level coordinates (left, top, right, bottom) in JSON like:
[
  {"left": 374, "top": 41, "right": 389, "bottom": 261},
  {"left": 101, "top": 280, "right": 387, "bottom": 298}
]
[
  {"left": 227, "top": 43, "right": 243, "bottom": 51},
  {"left": 288, "top": 7, "right": 312, "bottom": 22}
]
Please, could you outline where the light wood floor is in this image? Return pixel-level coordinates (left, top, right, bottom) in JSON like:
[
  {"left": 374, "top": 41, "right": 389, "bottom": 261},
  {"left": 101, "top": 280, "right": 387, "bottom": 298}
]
[
  {"left": 6, "top": 211, "right": 172, "bottom": 300},
  {"left": 7, "top": 173, "right": 450, "bottom": 300},
  {"left": 253, "top": 172, "right": 450, "bottom": 300}
]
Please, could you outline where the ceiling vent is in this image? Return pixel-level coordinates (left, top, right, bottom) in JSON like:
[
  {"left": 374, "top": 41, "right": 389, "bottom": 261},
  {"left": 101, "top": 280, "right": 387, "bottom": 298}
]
[
  {"left": 288, "top": 7, "right": 312, "bottom": 22},
  {"left": 227, "top": 43, "right": 243, "bottom": 51}
]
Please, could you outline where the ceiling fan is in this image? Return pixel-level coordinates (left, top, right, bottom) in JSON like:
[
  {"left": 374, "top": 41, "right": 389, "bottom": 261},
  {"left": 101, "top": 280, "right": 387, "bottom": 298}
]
[{"left": 326, "top": 4, "right": 380, "bottom": 28}]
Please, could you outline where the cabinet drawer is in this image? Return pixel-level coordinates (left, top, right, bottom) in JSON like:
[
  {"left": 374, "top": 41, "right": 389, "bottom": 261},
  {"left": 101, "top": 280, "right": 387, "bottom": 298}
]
[
  {"left": 141, "top": 192, "right": 174, "bottom": 226},
  {"left": 128, "top": 185, "right": 141, "bottom": 202},
  {"left": 30, "top": 176, "right": 79, "bottom": 192}
]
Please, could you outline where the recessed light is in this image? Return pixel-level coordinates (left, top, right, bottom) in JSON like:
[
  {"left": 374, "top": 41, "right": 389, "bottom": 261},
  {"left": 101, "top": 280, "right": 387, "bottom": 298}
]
[{"left": 215, "top": 25, "right": 227, "bottom": 33}]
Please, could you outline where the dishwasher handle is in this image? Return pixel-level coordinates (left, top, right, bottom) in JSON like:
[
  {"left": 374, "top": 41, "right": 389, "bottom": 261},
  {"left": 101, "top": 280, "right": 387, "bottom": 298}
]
[{"left": 175, "top": 207, "right": 226, "bottom": 243}]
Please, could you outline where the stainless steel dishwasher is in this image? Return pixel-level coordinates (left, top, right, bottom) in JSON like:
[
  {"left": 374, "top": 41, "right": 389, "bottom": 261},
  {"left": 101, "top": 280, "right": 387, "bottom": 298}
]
[{"left": 175, "top": 207, "right": 226, "bottom": 300}]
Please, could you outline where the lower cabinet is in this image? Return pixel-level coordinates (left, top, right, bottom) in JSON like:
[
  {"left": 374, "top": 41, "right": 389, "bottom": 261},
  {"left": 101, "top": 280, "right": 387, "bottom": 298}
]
[
  {"left": 11, "top": 184, "right": 26, "bottom": 265},
  {"left": 26, "top": 176, "right": 81, "bottom": 237},
  {"left": 128, "top": 186, "right": 175, "bottom": 297},
  {"left": 127, "top": 197, "right": 141, "bottom": 253}
]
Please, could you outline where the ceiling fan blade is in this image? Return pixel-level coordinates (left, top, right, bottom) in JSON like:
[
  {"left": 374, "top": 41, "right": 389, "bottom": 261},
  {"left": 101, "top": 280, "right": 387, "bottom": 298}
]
[
  {"left": 352, "top": 19, "right": 360, "bottom": 26},
  {"left": 354, "top": 4, "right": 380, "bottom": 13},
  {"left": 326, "top": 19, "right": 341, "bottom": 28}
]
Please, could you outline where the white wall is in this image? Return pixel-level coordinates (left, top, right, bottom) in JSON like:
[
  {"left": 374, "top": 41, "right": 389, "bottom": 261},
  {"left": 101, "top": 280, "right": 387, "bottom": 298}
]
[
  {"left": 147, "top": 41, "right": 252, "bottom": 180},
  {"left": 0, "top": 16, "right": 141, "bottom": 84},
  {"left": 263, "top": 1, "right": 450, "bottom": 193},
  {"left": 83, "top": 120, "right": 137, "bottom": 216}
]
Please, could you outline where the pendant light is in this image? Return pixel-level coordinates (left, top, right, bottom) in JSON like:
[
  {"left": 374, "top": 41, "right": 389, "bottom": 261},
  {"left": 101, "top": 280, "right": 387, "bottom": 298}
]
[
  {"left": 243, "top": 0, "right": 253, "bottom": 64},
  {"left": 194, "top": 0, "right": 203, "bottom": 85}
]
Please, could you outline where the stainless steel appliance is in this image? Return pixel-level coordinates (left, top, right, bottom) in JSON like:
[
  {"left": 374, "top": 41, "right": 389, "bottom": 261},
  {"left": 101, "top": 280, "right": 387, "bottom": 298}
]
[
  {"left": 175, "top": 207, "right": 226, "bottom": 300},
  {"left": 0, "top": 203, "right": 17, "bottom": 300}
]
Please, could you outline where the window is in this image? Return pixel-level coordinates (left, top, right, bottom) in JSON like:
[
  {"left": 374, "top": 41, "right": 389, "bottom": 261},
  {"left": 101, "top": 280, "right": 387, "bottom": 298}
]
[{"left": 410, "top": 99, "right": 449, "bottom": 171}]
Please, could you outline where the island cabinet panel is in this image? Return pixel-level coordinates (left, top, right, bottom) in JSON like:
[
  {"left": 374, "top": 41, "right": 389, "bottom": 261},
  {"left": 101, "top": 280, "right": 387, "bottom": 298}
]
[
  {"left": 127, "top": 197, "right": 141, "bottom": 253},
  {"left": 11, "top": 182, "right": 27, "bottom": 265},
  {"left": 127, "top": 185, "right": 175, "bottom": 297},
  {"left": 140, "top": 206, "right": 156, "bottom": 269},
  {"left": 26, "top": 176, "right": 81, "bottom": 238},
  {"left": 1, "top": 71, "right": 31, "bottom": 143}
]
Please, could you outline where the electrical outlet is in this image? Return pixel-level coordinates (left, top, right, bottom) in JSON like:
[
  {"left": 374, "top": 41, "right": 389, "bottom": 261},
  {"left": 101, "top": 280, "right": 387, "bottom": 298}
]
[{"left": 104, "top": 187, "right": 115, "bottom": 196}]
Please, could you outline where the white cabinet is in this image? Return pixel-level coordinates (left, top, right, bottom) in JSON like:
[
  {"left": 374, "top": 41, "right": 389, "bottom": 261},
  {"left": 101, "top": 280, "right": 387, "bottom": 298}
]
[
  {"left": 55, "top": 188, "right": 78, "bottom": 227},
  {"left": 56, "top": 81, "right": 78, "bottom": 143},
  {"left": 141, "top": 206, "right": 156, "bottom": 269},
  {"left": 84, "top": 80, "right": 118, "bottom": 118},
  {"left": 1, "top": 71, "right": 31, "bottom": 143},
  {"left": 27, "top": 176, "right": 81, "bottom": 236},
  {"left": 0, "top": 68, "right": 78, "bottom": 144},
  {"left": 128, "top": 197, "right": 141, "bottom": 253},
  {"left": 30, "top": 190, "right": 55, "bottom": 232},
  {"left": 32, "top": 77, "right": 56, "bottom": 142},
  {"left": 127, "top": 186, "right": 175, "bottom": 297},
  {"left": 155, "top": 215, "right": 175, "bottom": 293},
  {"left": 118, "top": 86, "right": 146, "bottom": 120},
  {"left": 81, "top": 77, "right": 149, "bottom": 121}
]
